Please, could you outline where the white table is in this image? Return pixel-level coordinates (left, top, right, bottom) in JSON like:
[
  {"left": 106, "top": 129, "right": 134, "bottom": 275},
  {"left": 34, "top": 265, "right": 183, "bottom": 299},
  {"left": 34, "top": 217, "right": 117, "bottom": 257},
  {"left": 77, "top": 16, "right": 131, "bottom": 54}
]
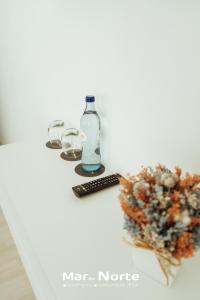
[{"left": 0, "top": 142, "right": 199, "bottom": 300}]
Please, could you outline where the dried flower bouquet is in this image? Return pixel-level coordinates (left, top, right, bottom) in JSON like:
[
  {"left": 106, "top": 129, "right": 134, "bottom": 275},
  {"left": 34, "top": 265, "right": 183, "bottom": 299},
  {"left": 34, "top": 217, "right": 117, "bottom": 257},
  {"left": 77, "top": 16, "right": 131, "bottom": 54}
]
[{"left": 119, "top": 165, "right": 200, "bottom": 285}]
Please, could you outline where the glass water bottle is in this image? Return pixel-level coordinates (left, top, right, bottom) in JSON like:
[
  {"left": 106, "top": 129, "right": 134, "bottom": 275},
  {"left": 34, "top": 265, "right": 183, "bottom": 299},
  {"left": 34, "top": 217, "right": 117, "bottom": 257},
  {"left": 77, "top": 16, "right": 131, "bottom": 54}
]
[{"left": 80, "top": 96, "right": 101, "bottom": 172}]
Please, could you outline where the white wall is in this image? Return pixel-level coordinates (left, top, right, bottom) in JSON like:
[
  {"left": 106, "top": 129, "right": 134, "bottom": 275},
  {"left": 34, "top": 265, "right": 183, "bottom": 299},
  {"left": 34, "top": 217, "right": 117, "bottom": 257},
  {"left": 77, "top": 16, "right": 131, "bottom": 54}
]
[{"left": 0, "top": 0, "right": 200, "bottom": 174}]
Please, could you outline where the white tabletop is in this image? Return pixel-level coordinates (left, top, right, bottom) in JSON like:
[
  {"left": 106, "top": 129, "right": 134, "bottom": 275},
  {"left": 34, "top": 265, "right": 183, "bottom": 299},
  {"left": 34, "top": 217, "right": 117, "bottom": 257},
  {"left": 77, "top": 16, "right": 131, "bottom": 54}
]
[{"left": 0, "top": 142, "right": 199, "bottom": 300}]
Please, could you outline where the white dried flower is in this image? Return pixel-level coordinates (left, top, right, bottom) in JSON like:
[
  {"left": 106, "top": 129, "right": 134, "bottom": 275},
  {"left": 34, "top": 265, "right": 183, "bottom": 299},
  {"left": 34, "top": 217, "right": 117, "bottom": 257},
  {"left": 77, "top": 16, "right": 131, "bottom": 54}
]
[
  {"left": 181, "top": 216, "right": 191, "bottom": 225},
  {"left": 133, "top": 181, "right": 150, "bottom": 193},
  {"left": 160, "top": 173, "right": 178, "bottom": 188},
  {"left": 176, "top": 210, "right": 191, "bottom": 225},
  {"left": 157, "top": 194, "right": 171, "bottom": 209},
  {"left": 188, "top": 193, "right": 199, "bottom": 209},
  {"left": 195, "top": 183, "right": 200, "bottom": 189},
  {"left": 156, "top": 239, "right": 165, "bottom": 249}
]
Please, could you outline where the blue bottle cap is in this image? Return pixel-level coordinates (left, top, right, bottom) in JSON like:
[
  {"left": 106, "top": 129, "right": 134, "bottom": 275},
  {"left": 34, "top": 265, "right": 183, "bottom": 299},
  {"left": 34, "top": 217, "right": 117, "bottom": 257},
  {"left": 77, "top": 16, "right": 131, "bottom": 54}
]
[{"left": 85, "top": 95, "right": 95, "bottom": 102}]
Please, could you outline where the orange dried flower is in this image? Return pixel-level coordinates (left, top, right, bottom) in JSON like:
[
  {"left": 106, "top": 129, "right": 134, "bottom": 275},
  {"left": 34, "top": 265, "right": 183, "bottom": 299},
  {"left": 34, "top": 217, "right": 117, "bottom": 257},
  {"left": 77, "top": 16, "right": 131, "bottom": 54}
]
[
  {"left": 136, "top": 187, "right": 148, "bottom": 202},
  {"left": 192, "top": 175, "right": 200, "bottom": 185},
  {"left": 120, "top": 177, "right": 133, "bottom": 195},
  {"left": 174, "top": 233, "right": 195, "bottom": 259},
  {"left": 168, "top": 203, "right": 180, "bottom": 221},
  {"left": 189, "top": 217, "right": 200, "bottom": 229},
  {"left": 138, "top": 168, "right": 156, "bottom": 185},
  {"left": 179, "top": 174, "right": 193, "bottom": 189},
  {"left": 175, "top": 166, "right": 182, "bottom": 178},
  {"left": 179, "top": 173, "right": 200, "bottom": 189},
  {"left": 120, "top": 201, "right": 148, "bottom": 225},
  {"left": 171, "top": 191, "right": 180, "bottom": 203}
]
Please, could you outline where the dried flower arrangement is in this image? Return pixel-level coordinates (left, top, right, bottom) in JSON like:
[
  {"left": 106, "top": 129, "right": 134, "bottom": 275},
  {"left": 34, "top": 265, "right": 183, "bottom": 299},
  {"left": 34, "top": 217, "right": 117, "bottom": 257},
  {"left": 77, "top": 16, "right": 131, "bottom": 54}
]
[{"left": 119, "top": 165, "right": 200, "bottom": 285}]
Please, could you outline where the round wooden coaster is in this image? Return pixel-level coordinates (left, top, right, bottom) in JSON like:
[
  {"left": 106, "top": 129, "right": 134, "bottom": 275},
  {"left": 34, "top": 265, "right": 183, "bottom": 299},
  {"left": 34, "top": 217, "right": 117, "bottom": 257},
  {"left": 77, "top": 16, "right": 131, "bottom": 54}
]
[
  {"left": 46, "top": 141, "right": 62, "bottom": 149},
  {"left": 75, "top": 163, "right": 105, "bottom": 177},
  {"left": 60, "top": 150, "right": 82, "bottom": 161}
]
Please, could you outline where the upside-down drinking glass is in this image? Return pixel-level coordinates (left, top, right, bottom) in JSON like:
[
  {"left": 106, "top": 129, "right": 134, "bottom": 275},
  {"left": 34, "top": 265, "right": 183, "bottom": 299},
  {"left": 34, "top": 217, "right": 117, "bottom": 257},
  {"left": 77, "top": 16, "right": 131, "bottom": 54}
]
[
  {"left": 60, "top": 128, "right": 84, "bottom": 161},
  {"left": 46, "top": 120, "right": 65, "bottom": 149}
]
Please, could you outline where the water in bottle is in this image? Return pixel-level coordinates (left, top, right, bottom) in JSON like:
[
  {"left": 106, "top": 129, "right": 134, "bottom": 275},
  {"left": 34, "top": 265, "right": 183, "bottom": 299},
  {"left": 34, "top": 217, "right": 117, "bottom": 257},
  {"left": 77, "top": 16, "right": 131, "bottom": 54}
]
[{"left": 80, "top": 96, "right": 101, "bottom": 172}]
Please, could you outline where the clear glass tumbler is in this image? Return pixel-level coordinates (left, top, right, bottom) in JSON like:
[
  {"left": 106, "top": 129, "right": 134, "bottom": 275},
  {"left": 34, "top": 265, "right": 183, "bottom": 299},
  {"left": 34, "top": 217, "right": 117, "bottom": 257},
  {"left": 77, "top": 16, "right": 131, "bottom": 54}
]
[
  {"left": 60, "top": 128, "right": 84, "bottom": 161},
  {"left": 46, "top": 120, "right": 65, "bottom": 149}
]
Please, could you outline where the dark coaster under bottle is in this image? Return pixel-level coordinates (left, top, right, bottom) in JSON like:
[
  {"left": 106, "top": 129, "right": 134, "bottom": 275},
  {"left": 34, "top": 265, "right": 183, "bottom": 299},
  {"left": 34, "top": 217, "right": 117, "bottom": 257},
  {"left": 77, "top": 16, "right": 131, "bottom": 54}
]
[
  {"left": 60, "top": 149, "right": 82, "bottom": 161},
  {"left": 46, "top": 140, "right": 62, "bottom": 149},
  {"left": 75, "top": 163, "right": 105, "bottom": 177}
]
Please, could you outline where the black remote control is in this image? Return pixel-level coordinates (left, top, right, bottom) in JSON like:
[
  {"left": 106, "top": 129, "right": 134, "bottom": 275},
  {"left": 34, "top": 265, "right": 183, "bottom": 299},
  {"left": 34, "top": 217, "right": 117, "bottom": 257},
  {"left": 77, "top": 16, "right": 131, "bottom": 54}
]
[{"left": 72, "top": 173, "right": 121, "bottom": 198}]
